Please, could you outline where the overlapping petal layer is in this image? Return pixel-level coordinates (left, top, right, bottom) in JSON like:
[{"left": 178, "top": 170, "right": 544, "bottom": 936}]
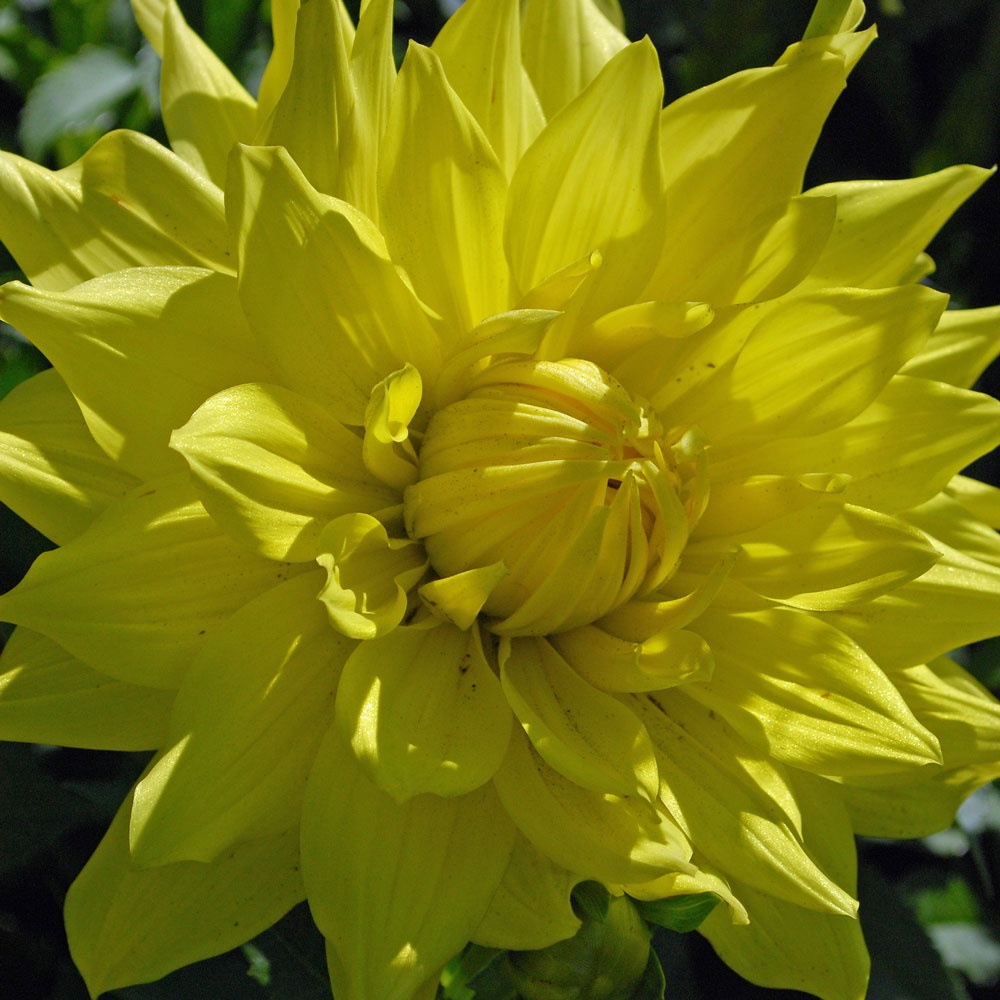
[{"left": 0, "top": 1, "right": 998, "bottom": 999}]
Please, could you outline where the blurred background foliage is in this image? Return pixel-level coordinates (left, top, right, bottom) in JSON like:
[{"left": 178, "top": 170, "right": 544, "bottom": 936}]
[{"left": 0, "top": 1, "right": 999, "bottom": 998}]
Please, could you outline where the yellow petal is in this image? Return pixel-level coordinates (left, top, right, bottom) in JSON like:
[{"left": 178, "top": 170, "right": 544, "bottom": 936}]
[
  {"left": 800, "top": 165, "right": 992, "bottom": 290},
  {"left": 129, "top": 571, "right": 349, "bottom": 864},
  {"left": 362, "top": 364, "right": 422, "bottom": 491},
  {"left": 472, "top": 834, "right": 581, "bottom": 950},
  {"left": 711, "top": 375, "right": 1000, "bottom": 514},
  {"left": 160, "top": 0, "right": 257, "bottom": 186},
  {"left": 688, "top": 608, "right": 941, "bottom": 776},
  {"left": 0, "top": 627, "right": 172, "bottom": 750},
  {"left": 680, "top": 286, "right": 945, "bottom": 450},
  {"left": 633, "top": 692, "right": 857, "bottom": 916},
  {"left": 499, "top": 635, "right": 660, "bottom": 799},
  {"left": 302, "top": 723, "right": 516, "bottom": 1000},
  {"left": 0, "top": 478, "right": 297, "bottom": 689},
  {"left": 947, "top": 475, "right": 1000, "bottom": 527},
  {"left": 0, "top": 369, "right": 138, "bottom": 543},
  {"left": 172, "top": 382, "right": 396, "bottom": 561},
  {"left": 506, "top": 40, "right": 664, "bottom": 318},
  {"left": 0, "top": 268, "right": 269, "bottom": 481},
  {"left": 689, "top": 503, "right": 939, "bottom": 611},
  {"left": 519, "top": 0, "right": 628, "bottom": 120},
  {"left": 903, "top": 303, "right": 1000, "bottom": 389},
  {"left": 433, "top": 0, "right": 544, "bottom": 178},
  {"left": 0, "top": 130, "right": 231, "bottom": 291},
  {"left": 334, "top": 622, "right": 513, "bottom": 800},
  {"left": 257, "top": 0, "right": 354, "bottom": 197},
  {"left": 316, "top": 513, "right": 427, "bottom": 639},
  {"left": 551, "top": 623, "right": 715, "bottom": 693},
  {"left": 419, "top": 562, "right": 508, "bottom": 631},
  {"left": 647, "top": 50, "right": 848, "bottom": 302},
  {"left": 66, "top": 786, "right": 303, "bottom": 998},
  {"left": 493, "top": 727, "right": 692, "bottom": 886},
  {"left": 378, "top": 43, "right": 509, "bottom": 335},
  {"left": 229, "top": 144, "right": 441, "bottom": 423}
]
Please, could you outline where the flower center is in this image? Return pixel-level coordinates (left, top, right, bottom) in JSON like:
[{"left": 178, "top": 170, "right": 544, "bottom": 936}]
[{"left": 403, "top": 358, "right": 708, "bottom": 637}]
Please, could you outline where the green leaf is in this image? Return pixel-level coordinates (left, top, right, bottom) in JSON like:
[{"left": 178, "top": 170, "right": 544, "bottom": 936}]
[
  {"left": 440, "top": 945, "right": 504, "bottom": 1000},
  {"left": 628, "top": 948, "right": 665, "bottom": 1000},
  {"left": 571, "top": 881, "right": 611, "bottom": 922},
  {"left": 19, "top": 45, "right": 141, "bottom": 160},
  {"left": 635, "top": 893, "right": 720, "bottom": 934}
]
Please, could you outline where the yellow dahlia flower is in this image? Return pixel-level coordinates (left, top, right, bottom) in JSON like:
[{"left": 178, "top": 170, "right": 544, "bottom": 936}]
[{"left": 1, "top": 0, "right": 999, "bottom": 998}]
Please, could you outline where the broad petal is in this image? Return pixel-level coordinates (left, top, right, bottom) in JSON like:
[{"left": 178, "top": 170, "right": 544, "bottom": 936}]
[
  {"left": 837, "top": 656, "right": 1000, "bottom": 838},
  {"left": 229, "top": 144, "right": 441, "bottom": 423},
  {"left": 0, "top": 478, "right": 297, "bottom": 689},
  {"left": 823, "top": 514, "right": 1000, "bottom": 668},
  {"left": 302, "top": 723, "right": 516, "bottom": 1000},
  {"left": 506, "top": 41, "right": 664, "bottom": 317},
  {"left": 129, "top": 571, "right": 349, "bottom": 865},
  {"left": 519, "top": 0, "right": 628, "bottom": 120},
  {"left": 688, "top": 608, "right": 940, "bottom": 776},
  {"left": 493, "top": 727, "right": 692, "bottom": 886},
  {"left": 0, "top": 369, "right": 139, "bottom": 543},
  {"left": 633, "top": 692, "right": 857, "bottom": 916},
  {"left": 800, "top": 165, "right": 992, "bottom": 290},
  {"left": 433, "top": 0, "right": 544, "bottom": 178},
  {"left": 172, "top": 382, "right": 396, "bottom": 561},
  {"left": 257, "top": 0, "right": 354, "bottom": 197},
  {"left": 472, "top": 834, "right": 581, "bottom": 951},
  {"left": 66, "top": 787, "right": 303, "bottom": 998},
  {"left": 160, "top": 1, "right": 257, "bottom": 186},
  {"left": 688, "top": 503, "right": 939, "bottom": 611},
  {"left": 335, "top": 622, "right": 513, "bottom": 800},
  {"left": 378, "top": 44, "right": 509, "bottom": 335},
  {"left": 0, "top": 627, "right": 172, "bottom": 750},
  {"left": 648, "top": 51, "right": 849, "bottom": 303},
  {"left": 903, "top": 304, "right": 1000, "bottom": 389},
  {"left": 710, "top": 375, "right": 1000, "bottom": 514},
  {"left": 499, "top": 635, "right": 660, "bottom": 800},
  {"left": 681, "top": 286, "right": 944, "bottom": 451},
  {"left": 316, "top": 513, "right": 427, "bottom": 639},
  {"left": 0, "top": 131, "right": 231, "bottom": 291},
  {"left": 0, "top": 267, "right": 269, "bottom": 481}
]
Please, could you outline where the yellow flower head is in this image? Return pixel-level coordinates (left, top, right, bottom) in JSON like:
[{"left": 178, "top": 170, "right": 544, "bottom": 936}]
[{"left": 0, "top": 1, "right": 999, "bottom": 998}]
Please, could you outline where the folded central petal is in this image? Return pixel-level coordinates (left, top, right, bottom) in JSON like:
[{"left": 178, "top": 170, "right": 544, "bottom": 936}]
[{"left": 404, "top": 357, "right": 709, "bottom": 635}]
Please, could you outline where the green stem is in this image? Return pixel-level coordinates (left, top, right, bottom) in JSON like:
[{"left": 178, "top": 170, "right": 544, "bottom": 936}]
[{"left": 803, "top": 0, "right": 857, "bottom": 39}]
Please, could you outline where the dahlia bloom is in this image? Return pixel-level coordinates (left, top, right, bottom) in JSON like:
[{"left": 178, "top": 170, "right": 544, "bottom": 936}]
[{"left": 0, "top": 0, "right": 999, "bottom": 997}]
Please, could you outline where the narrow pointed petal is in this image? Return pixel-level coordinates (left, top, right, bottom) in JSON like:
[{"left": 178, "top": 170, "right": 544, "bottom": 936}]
[
  {"left": 0, "top": 131, "right": 231, "bottom": 291},
  {"left": 683, "top": 286, "right": 945, "bottom": 450},
  {"left": 316, "top": 513, "right": 427, "bottom": 639},
  {"left": 648, "top": 51, "right": 849, "bottom": 302},
  {"left": 800, "top": 164, "right": 992, "bottom": 290},
  {"left": 712, "top": 375, "right": 1000, "bottom": 514},
  {"left": 129, "top": 571, "right": 349, "bottom": 864},
  {"left": 634, "top": 692, "right": 857, "bottom": 916},
  {"left": 506, "top": 40, "right": 664, "bottom": 315},
  {"left": 433, "top": 0, "right": 544, "bottom": 177},
  {"left": 229, "top": 144, "right": 441, "bottom": 423},
  {"left": 172, "top": 382, "right": 396, "bottom": 561},
  {"left": 302, "top": 723, "right": 516, "bottom": 1000},
  {"left": 335, "top": 622, "right": 512, "bottom": 800},
  {"left": 66, "top": 788, "right": 303, "bottom": 998},
  {"left": 0, "top": 369, "right": 139, "bottom": 543},
  {"left": 258, "top": 0, "right": 354, "bottom": 197},
  {"left": 0, "top": 268, "right": 269, "bottom": 481},
  {"left": 379, "top": 44, "right": 509, "bottom": 335},
  {"left": 903, "top": 303, "right": 1000, "bottom": 389},
  {"left": 472, "top": 834, "right": 581, "bottom": 950},
  {"left": 519, "top": 0, "right": 628, "bottom": 119},
  {"left": 0, "top": 627, "right": 172, "bottom": 750},
  {"left": 493, "top": 728, "right": 692, "bottom": 886},
  {"left": 160, "top": 1, "right": 257, "bottom": 187},
  {"left": 499, "top": 635, "right": 660, "bottom": 800},
  {"left": 688, "top": 609, "right": 941, "bottom": 776},
  {"left": 0, "top": 478, "right": 297, "bottom": 689}
]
